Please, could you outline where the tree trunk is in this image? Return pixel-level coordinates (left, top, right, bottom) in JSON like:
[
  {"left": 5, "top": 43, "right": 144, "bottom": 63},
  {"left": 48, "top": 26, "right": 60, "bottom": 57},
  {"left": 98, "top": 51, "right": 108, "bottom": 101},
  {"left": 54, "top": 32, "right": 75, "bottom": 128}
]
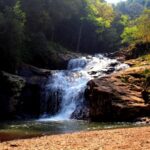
[
  {"left": 51, "top": 27, "right": 55, "bottom": 42},
  {"left": 76, "top": 23, "right": 83, "bottom": 52}
]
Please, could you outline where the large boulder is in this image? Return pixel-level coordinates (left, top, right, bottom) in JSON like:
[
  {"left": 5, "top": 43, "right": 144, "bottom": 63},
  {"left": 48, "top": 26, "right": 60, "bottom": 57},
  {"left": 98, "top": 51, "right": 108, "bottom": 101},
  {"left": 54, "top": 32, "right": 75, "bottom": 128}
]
[
  {"left": 17, "top": 64, "right": 52, "bottom": 118},
  {"left": 48, "top": 51, "right": 83, "bottom": 70},
  {"left": 85, "top": 65, "right": 150, "bottom": 121},
  {"left": 0, "top": 71, "right": 26, "bottom": 119},
  {"left": 30, "top": 49, "right": 83, "bottom": 70},
  {"left": 0, "top": 64, "right": 52, "bottom": 120}
]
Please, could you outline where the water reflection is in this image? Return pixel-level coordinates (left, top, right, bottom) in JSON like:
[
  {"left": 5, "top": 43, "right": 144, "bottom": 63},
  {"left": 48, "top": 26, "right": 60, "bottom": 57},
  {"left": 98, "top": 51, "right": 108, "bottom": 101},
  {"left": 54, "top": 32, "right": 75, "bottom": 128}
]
[{"left": 0, "top": 119, "right": 139, "bottom": 142}]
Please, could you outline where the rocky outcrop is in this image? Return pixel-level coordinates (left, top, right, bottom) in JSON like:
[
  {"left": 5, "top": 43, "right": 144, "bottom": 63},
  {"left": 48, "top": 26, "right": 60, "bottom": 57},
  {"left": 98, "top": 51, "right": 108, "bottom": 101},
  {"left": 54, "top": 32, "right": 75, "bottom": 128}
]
[
  {"left": 49, "top": 51, "right": 83, "bottom": 70},
  {"left": 17, "top": 63, "right": 52, "bottom": 77},
  {"left": 0, "top": 72, "right": 26, "bottom": 119},
  {"left": 17, "top": 64, "right": 52, "bottom": 118},
  {"left": 38, "top": 50, "right": 83, "bottom": 70},
  {"left": 85, "top": 65, "right": 150, "bottom": 121},
  {"left": 111, "top": 42, "right": 150, "bottom": 62},
  {"left": 0, "top": 64, "right": 52, "bottom": 120}
]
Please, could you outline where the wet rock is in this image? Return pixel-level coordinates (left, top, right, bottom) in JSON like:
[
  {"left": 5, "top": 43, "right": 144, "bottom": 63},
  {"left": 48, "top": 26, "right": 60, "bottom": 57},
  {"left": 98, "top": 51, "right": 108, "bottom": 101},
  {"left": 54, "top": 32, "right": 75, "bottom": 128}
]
[
  {"left": 0, "top": 64, "right": 52, "bottom": 120},
  {"left": 0, "top": 71, "right": 26, "bottom": 119},
  {"left": 85, "top": 65, "right": 150, "bottom": 121},
  {"left": 142, "top": 76, "right": 150, "bottom": 104},
  {"left": 71, "top": 104, "right": 90, "bottom": 120},
  {"left": 17, "top": 63, "right": 52, "bottom": 78},
  {"left": 17, "top": 64, "right": 51, "bottom": 118},
  {"left": 85, "top": 79, "right": 113, "bottom": 121},
  {"left": 135, "top": 117, "right": 150, "bottom": 124},
  {"left": 45, "top": 90, "right": 62, "bottom": 116},
  {"left": 48, "top": 51, "right": 83, "bottom": 70}
]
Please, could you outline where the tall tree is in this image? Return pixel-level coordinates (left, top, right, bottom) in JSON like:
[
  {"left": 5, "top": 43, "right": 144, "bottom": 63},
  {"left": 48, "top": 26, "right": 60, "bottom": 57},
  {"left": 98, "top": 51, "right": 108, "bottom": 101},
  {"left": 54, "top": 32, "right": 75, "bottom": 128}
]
[
  {"left": 0, "top": 0, "right": 25, "bottom": 72},
  {"left": 84, "top": 0, "right": 114, "bottom": 31},
  {"left": 121, "top": 9, "right": 150, "bottom": 44},
  {"left": 136, "top": 9, "right": 150, "bottom": 42}
]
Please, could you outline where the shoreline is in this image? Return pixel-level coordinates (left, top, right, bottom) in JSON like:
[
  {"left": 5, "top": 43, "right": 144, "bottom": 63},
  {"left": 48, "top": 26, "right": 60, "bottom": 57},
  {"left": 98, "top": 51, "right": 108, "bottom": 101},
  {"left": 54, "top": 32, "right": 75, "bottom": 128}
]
[{"left": 1, "top": 126, "right": 150, "bottom": 150}]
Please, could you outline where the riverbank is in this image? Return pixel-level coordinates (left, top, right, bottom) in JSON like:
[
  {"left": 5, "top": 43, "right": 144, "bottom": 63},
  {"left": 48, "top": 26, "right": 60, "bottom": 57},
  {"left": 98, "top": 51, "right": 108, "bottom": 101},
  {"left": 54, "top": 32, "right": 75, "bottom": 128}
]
[{"left": 1, "top": 126, "right": 150, "bottom": 150}]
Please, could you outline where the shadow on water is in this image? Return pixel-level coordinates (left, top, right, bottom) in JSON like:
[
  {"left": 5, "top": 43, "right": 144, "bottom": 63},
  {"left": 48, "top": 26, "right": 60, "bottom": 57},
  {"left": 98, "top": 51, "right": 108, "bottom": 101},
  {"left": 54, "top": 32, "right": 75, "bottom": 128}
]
[{"left": 0, "top": 119, "right": 147, "bottom": 142}]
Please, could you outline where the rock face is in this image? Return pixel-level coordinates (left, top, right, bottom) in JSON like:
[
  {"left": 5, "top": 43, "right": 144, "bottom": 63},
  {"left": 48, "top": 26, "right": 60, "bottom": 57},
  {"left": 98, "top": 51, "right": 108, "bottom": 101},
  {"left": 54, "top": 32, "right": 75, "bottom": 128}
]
[
  {"left": 48, "top": 51, "right": 83, "bottom": 70},
  {"left": 17, "top": 64, "right": 52, "bottom": 118},
  {"left": 111, "top": 42, "right": 150, "bottom": 62},
  {"left": 0, "top": 72, "right": 26, "bottom": 119},
  {"left": 85, "top": 65, "right": 150, "bottom": 121},
  {"left": 0, "top": 64, "right": 51, "bottom": 120}
]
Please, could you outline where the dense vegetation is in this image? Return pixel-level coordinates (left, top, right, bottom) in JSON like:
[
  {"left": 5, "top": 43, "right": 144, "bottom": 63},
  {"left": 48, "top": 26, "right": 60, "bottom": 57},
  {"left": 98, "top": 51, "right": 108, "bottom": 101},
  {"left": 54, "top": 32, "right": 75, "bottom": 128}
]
[{"left": 0, "top": 0, "right": 150, "bottom": 72}]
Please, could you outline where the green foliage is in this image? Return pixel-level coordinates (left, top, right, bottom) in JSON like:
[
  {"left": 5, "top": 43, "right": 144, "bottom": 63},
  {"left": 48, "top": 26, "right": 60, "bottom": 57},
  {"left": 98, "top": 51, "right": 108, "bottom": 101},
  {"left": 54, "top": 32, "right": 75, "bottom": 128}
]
[
  {"left": 142, "top": 69, "right": 150, "bottom": 76},
  {"left": 119, "top": 15, "right": 129, "bottom": 26},
  {"left": 120, "top": 75, "right": 129, "bottom": 83},
  {"left": 13, "top": 0, "right": 26, "bottom": 27},
  {"left": 84, "top": 0, "right": 114, "bottom": 32},
  {"left": 121, "top": 26, "right": 138, "bottom": 44},
  {"left": 0, "top": 0, "right": 150, "bottom": 72},
  {"left": 136, "top": 9, "right": 150, "bottom": 42},
  {"left": 141, "top": 54, "right": 150, "bottom": 61},
  {"left": 121, "top": 9, "right": 150, "bottom": 44},
  {"left": 0, "top": 0, "right": 26, "bottom": 72}
]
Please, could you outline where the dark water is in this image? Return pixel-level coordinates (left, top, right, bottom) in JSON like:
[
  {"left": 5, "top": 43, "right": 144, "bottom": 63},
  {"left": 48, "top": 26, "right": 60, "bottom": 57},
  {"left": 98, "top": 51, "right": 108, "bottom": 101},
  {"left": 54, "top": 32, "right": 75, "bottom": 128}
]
[{"left": 0, "top": 119, "right": 142, "bottom": 142}]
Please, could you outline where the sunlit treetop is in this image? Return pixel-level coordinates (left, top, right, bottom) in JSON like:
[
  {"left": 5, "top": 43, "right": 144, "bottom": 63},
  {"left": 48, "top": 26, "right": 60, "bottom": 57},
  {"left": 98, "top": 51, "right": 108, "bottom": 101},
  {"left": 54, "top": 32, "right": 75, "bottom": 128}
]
[
  {"left": 84, "top": 0, "right": 114, "bottom": 32},
  {"left": 105, "top": 0, "right": 126, "bottom": 4}
]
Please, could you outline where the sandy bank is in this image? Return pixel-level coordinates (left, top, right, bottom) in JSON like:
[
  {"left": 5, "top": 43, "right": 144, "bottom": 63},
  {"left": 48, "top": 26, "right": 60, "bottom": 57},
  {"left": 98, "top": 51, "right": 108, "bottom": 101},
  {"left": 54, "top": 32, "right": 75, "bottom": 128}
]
[{"left": 1, "top": 126, "right": 150, "bottom": 150}]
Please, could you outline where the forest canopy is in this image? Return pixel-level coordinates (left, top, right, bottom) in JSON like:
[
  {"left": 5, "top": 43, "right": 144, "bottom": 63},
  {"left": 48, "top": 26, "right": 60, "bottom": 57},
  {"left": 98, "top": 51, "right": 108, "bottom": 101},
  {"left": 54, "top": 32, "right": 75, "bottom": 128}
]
[{"left": 0, "top": 0, "right": 150, "bottom": 72}]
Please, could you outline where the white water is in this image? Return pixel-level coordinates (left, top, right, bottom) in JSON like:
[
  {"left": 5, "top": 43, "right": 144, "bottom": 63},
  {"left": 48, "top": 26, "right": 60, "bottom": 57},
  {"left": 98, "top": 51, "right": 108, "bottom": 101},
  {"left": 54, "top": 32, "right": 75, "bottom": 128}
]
[{"left": 39, "top": 54, "right": 128, "bottom": 121}]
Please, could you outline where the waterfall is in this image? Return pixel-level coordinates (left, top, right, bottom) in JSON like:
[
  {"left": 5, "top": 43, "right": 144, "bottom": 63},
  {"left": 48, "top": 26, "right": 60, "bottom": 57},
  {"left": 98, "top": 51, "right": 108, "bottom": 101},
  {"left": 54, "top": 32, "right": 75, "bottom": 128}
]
[{"left": 39, "top": 54, "right": 128, "bottom": 121}]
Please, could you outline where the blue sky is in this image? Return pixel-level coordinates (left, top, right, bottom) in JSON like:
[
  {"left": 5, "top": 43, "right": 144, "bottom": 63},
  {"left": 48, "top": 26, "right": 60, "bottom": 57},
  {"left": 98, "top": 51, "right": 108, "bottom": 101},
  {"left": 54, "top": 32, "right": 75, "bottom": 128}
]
[{"left": 106, "top": 0, "right": 126, "bottom": 4}]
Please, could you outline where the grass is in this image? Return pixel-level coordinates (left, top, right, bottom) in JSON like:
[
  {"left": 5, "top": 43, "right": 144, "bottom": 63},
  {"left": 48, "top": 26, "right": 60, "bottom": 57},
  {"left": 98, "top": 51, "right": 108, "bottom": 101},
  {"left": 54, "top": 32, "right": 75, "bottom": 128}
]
[
  {"left": 141, "top": 54, "right": 150, "bottom": 61},
  {"left": 135, "top": 54, "right": 150, "bottom": 66}
]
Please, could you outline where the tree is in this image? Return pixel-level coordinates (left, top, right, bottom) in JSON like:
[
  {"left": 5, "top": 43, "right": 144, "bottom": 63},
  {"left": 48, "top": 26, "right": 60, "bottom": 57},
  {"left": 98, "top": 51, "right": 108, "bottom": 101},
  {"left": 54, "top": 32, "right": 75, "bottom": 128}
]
[
  {"left": 136, "top": 9, "right": 150, "bottom": 42},
  {"left": 121, "top": 26, "right": 138, "bottom": 44},
  {"left": 75, "top": 0, "right": 115, "bottom": 51},
  {"left": 116, "top": 0, "right": 145, "bottom": 19},
  {"left": 127, "top": 2, "right": 144, "bottom": 18},
  {"left": 84, "top": 0, "right": 114, "bottom": 32},
  {"left": 0, "top": 0, "right": 26, "bottom": 72},
  {"left": 121, "top": 9, "right": 150, "bottom": 44}
]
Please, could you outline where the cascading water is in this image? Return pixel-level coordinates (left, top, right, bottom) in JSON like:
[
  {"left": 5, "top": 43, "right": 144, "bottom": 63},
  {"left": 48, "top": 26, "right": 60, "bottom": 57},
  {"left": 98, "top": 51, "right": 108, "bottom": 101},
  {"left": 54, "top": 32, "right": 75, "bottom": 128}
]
[{"left": 39, "top": 54, "right": 128, "bottom": 121}]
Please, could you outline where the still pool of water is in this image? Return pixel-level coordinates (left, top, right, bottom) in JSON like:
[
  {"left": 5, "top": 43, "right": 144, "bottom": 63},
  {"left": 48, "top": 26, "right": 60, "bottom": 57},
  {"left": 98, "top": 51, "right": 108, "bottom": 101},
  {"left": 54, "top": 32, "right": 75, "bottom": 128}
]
[{"left": 0, "top": 119, "right": 143, "bottom": 142}]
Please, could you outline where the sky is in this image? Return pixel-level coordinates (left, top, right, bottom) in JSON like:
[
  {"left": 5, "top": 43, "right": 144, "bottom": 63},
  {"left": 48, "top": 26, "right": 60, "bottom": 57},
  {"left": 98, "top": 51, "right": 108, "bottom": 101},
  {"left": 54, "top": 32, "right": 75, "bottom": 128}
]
[{"left": 106, "top": 0, "right": 126, "bottom": 4}]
